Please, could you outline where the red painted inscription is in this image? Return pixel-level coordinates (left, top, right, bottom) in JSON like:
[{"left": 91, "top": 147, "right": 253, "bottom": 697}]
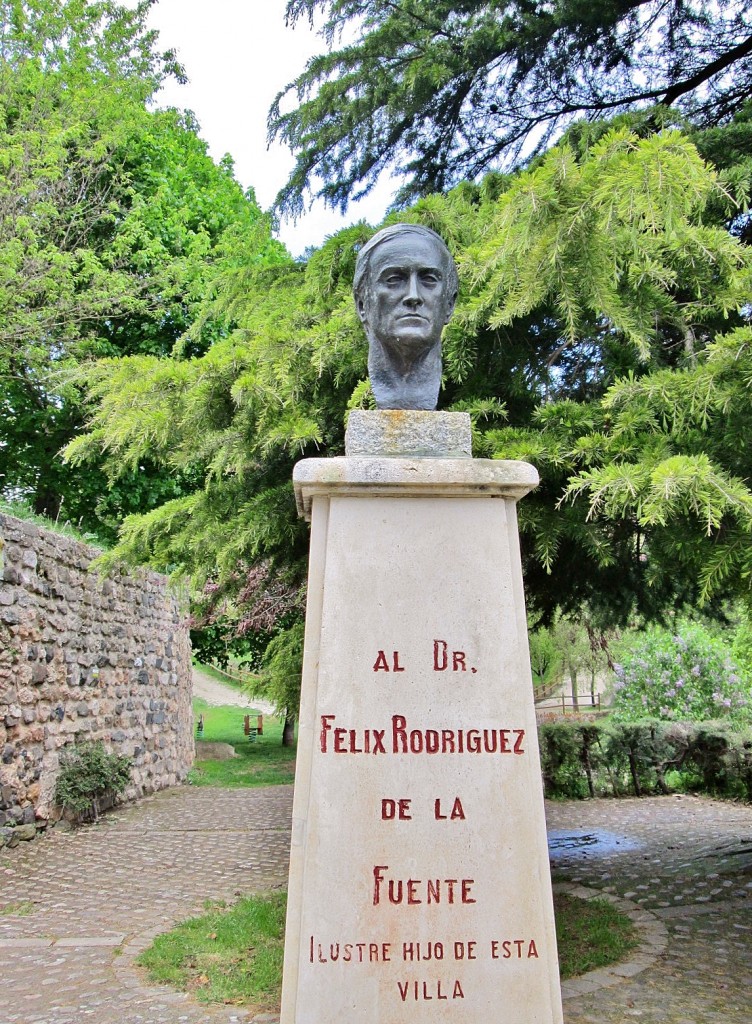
[
  {"left": 381, "top": 798, "right": 412, "bottom": 820},
  {"left": 397, "top": 979, "right": 465, "bottom": 1001},
  {"left": 319, "top": 716, "right": 385, "bottom": 754},
  {"left": 433, "top": 640, "right": 470, "bottom": 672},
  {"left": 319, "top": 714, "right": 525, "bottom": 756},
  {"left": 434, "top": 797, "right": 466, "bottom": 820},
  {"left": 491, "top": 939, "right": 540, "bottom": 959},
  {"left": 372, "top": 866, "right": 476, "bottom": 907},
  {"left": 402, "top": 941, "right": 445, "bottom": 961},
  {"left": 309, "top": 937, "right": 391, "bottom": 963},
  {"left": 373, "top": 650, "right": 405, "bottom": 672}
]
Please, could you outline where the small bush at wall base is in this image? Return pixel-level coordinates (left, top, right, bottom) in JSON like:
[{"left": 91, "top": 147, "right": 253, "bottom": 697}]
[{"left": 54, "top": 742, "right": 131, "bottom": 821}]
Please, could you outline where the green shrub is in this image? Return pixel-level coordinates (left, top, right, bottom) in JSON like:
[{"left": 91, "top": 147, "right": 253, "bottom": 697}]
[
  {"left": 54, "top": 742, "right": 131, "bottom": 821},
  {"left": 682, "top": 722, "right": 752, "bottom": 798},
  {"left": 536, "top": 718, "right": 752, "bottom": 801},
  {"left": 539, "top": 722, "right": 606, "bottom": 798},
  {"left": 604, "top": 720, "right": 680, "bottom": 796}
]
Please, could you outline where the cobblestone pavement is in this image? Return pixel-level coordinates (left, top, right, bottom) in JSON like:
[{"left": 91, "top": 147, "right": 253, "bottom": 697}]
[
  {"left": 547, "top": 795, "right": 752, "bottom": 1024},
  {"left": 0, "top": 786, "right": 293, "bottom": 1024},
  {"left": 0, "top": 789, "right": 750, "bottom": 1023}
]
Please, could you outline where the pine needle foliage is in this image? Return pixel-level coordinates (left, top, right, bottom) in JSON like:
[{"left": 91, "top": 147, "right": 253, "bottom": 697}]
[
  {"left": 460, "top": 130, "right": 746, "bottom": 359},
  {"left": 271, "top": 0, "right": 752, "bottom": 213}
]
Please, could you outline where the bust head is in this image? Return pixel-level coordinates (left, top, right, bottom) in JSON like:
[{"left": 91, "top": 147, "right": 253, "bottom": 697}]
[{"left": 353, "top": 224, "right": 458, "bottom": 410}]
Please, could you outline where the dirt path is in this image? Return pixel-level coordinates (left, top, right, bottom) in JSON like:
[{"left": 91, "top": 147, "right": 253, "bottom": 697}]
[{"left": 191, "top": 664, "right": 276, "bottom": 715}]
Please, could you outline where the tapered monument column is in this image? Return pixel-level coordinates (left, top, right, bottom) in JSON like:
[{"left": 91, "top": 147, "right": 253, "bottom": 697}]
[{"left": 281, "top": 411, "right": 563, "bottom": 1023}]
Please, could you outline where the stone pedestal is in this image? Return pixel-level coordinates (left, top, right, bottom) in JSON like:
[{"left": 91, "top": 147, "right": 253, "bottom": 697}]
[{"left": 282, "top": 447, "right": 563, "bottom": 1023}]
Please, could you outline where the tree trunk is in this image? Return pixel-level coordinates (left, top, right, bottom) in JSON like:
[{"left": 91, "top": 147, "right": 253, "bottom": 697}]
[
  {"left": 628, "top": 750, "right": 642, "bottom": 796},
  {"left": 650, "top": 726, "right": 670, "bottom": 794},
  {"left": 570, "top": 667, "right": 579, "bottom": 711},
  {"left": 33, "top": 485, "right": 62, "bottom": 521},
  {"left": 597, "top": 736, "right": 621, "bottom": 797},
  {"left": 581, "top": 738, "right": 595, "bottom": 798},
  {"left": 282, "top": 714, "right": 295, "bottom": 747}
]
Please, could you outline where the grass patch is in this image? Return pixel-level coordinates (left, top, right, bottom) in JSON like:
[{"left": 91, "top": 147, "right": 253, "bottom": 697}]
[
  {"left": 138, "top": 889, "right": 638, "bottom": 1009},
  {"left": 555, "top": 892, "right": 639, "bottom": 978},
  {"left": 190, "top": 698, "right": 296, "bottom": 788},
  {"left": 137, "top": 890, "right": 285, "bottom": 1011},
  {"left": 0, "top": 900, "right": 34, "bottom": 917},
  {"left": 0, "top": 499, "right": 103, "bottom": 546}
]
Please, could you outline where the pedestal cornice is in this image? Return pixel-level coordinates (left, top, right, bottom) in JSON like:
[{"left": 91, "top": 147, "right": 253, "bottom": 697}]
[{"left": 293, "top": 457, "right": 539, "bottom": 521}]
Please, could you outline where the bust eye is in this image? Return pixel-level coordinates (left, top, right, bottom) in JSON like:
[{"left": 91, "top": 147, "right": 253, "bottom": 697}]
[{"left": 383, "top": 272, "right": 407, "bottom": 286}]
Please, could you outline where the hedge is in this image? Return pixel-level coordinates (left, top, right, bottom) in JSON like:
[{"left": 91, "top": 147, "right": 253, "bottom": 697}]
[{"left": 537, "top": 719, "right": 752, "bottom": 801}]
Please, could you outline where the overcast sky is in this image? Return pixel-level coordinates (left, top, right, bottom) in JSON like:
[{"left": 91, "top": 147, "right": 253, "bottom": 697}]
[{"left": 141, "top": 0, "right": 394, "bottom": 255}]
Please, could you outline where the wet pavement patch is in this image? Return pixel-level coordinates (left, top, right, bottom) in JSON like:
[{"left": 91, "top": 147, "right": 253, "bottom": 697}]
[{"left": 548, "top": 828, "right": 641, "bottom": 861}]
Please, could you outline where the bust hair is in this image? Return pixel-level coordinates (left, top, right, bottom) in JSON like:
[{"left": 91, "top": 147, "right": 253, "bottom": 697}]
[{"left": 353, "top": 223, "right": 459, "bottom": 312}]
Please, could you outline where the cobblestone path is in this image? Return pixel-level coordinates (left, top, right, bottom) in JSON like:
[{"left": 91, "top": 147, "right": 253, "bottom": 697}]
[
  {"left": 0, "top": 786, "right": 293, "bottom": 1024},
  {"left": 547, "top": 796, "right": 752, "bottom": 1024},
  {"left": 0, "top": 789, "right": 749, "bottom": 1023}
]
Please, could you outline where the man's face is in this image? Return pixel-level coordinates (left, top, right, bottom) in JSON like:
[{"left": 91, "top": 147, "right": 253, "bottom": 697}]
[{"left": 359, "top": 235, "right": 453, "bottom": 355}]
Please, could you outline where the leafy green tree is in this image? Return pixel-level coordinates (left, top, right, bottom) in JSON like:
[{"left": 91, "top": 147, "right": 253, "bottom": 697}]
[
  {"left": 527, "top": 624, "right": 562, "bottom": 696},
  {"left": 731, "top": 607, "right": 752, "bottom": 677},
  {"left": 257, "top": 621, "right": 305, "bottom": 747},
  {"left": 0, "top": 0, "right": 176, "bottom": 359},
  {"left": 270, "top": 0, "right": 752, "bottom": 212},
  {"left": 461, "top": 127, "right": 751, "bottom": 623},
  {"left": 0, "top": 0, "right": 284, "bottom": 531},
  {"left": 548, "top": 615, "right": 601, "bottom": 711},
  {"left": 65, "top": 241, "right": 361, "bottom": 728}
]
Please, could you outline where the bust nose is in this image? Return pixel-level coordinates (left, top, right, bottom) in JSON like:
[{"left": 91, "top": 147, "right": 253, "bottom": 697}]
[{"left": 403, "top": 271, "right": 423, "bottom": 307}]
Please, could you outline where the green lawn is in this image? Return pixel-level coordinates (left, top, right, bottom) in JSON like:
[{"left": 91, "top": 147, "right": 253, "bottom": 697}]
[
  {"left": 554, "top": 893, "right": 638, "bottom": 976},
  {"left": 137, "top": 891, "right": 286, "bottom": 1011},
  {"left": 190, "top": 698, "right": 296, "bottom": 788},
  {"left": 138, "top": 889, "right": 638, "bottom": 1011}
]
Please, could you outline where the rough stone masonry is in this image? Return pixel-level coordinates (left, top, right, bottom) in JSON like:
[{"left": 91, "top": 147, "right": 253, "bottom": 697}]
[{"left": 0, "top": 513, "right": 193, "bottom": 845}]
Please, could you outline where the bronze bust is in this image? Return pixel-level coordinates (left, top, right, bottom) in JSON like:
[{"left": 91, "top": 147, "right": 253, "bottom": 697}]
[{"left": 353, "top": 224, "right": 458, "bottom": 410}]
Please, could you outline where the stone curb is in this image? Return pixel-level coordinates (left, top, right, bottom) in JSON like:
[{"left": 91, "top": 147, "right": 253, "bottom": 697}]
[
  {"left": 114, "top": 927, "right": 197, "bottom": 1006},
  {"left": 0, "top": 934, "right": 125, "bottom": 949},
  {"left": 553, "top": 882, "right": 669, "bottom": 1000}
]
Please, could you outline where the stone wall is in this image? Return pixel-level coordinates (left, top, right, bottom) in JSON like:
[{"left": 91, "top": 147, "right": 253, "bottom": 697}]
[{"left": 0, "top": 513, "right": 193, "bottom": 840}]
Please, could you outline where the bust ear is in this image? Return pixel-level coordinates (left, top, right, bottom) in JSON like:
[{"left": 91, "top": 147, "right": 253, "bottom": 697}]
[
  {"left": 356, "top": 293, "right": 369, "bottom": 327},
  {"left": 443, "top": 288, "right": 458, "bottom": 324}
]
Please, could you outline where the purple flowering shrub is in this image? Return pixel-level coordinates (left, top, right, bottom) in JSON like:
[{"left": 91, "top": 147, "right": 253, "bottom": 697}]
[{"left": 612, "top": 623, "right": 750, "bottom": 724}]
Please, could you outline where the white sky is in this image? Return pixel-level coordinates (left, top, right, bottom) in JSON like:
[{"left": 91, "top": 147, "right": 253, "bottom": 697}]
[{"left": 141, "top": 0, "right": 395, "bottom": 256}]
